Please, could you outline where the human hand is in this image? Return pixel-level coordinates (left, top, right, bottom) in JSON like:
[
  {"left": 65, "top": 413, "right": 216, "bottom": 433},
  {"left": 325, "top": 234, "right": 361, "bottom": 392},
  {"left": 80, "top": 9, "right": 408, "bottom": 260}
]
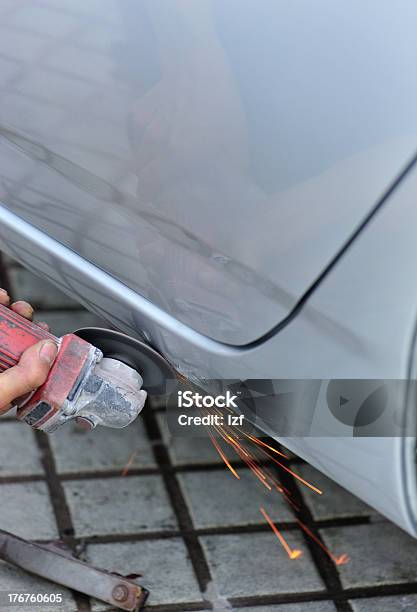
[{"left": 0, "top": 289, "right": 58, "bottom": 413}]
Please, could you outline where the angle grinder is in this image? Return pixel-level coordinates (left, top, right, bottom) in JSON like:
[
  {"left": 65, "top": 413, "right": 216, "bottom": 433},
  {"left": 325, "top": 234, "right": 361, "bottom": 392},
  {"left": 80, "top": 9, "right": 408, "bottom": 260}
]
[{"left": 0, "top": 303, "right": 173, "bottom": 433}]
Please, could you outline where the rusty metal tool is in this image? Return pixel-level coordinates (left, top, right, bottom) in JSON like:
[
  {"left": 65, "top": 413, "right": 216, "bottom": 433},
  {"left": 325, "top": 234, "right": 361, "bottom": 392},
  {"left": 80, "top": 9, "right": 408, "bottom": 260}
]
[{"left": 0, "top": 530, "right": 148, "bottom": 611}]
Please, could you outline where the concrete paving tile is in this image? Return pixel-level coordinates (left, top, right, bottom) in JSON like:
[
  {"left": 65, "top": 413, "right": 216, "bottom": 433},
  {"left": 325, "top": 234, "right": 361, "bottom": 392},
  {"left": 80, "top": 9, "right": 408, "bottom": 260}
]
[
  {"left": 0, "top": 560, "right": 76, "bottom": 612},
  {"left": 86, "top": 539, "right": 202, "bottom": 609},
  {"left": 320, "top": 523, "right": 417, "bottom": 588},
  {"left": 0, "top": 482, "right": 58, "bottom": 539},
  {"left": 201, "top": 532, "right": 325, "bottom": 598},
  {"left": 9, "top": 266, "right": 80, "bottom": 309},
  {"left": 35, "top": 310, "right": 107, "bottom": 337},
  {"left": 178, "top": 468, "right": 294, "bottom": 528},
  {"left": 296, "top": 464, "right": 376, "bottom": 520},
  {"left": 50, "top": 418, "right": 156, "bottom": 474},
  {"left": 0, "top": 422, "right": 44, "bottom": 476},
  {"left": 156, "top": 410, "right": 224, "bottom": 466},
  {"left": 232, "top": 604, "right": 336, "bottom": 612},
  {"left": 64, "top": 475, "right": 177, "bottom": 537},
  {"left": 350, "top": 595, "right": 417, "bottom": 611}
]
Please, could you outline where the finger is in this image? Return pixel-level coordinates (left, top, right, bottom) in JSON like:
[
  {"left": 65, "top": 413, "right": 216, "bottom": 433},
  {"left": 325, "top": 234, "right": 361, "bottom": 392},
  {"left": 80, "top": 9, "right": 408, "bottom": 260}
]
[
  {"left": 11, "top": 300, "right": 34, "bottom": 321},
  {"left": 0, "top": 339, "right": 58, "bottom": 413},
  {"left": 0, "top": 288, "right": 10, "bottom": 307},
  {"left": 35, "top": 321, "right": 50, "bottom": 332}
]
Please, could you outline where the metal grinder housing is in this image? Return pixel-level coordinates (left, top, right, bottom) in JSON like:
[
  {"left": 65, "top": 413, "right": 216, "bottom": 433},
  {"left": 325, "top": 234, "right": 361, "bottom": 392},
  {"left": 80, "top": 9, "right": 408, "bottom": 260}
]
[{"left": 0, "top": 303, "right": 147, "bottom": 433}]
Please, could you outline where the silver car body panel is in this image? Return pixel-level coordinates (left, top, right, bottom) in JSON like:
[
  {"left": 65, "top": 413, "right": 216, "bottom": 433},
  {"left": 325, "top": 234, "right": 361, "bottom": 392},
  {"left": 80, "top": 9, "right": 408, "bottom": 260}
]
[
  {"left": 1, "top": 1, "right": 417, "bottom": 537},
  {"left": 1, "top": 1, "right": 417, "bottom": 345}
]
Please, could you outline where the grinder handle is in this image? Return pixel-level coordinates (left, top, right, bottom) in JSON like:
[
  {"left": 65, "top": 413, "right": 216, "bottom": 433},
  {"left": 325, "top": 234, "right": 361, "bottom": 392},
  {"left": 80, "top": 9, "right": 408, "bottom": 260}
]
[{"left": 0, "top": 303, "right": 57, "bottom": 373}]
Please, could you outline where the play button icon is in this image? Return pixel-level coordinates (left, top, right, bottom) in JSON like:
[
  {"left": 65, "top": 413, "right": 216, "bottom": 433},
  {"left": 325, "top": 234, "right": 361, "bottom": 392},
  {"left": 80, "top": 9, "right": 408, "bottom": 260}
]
[{"left": 327, "top": 380, "right": 388, "bottom": 429}]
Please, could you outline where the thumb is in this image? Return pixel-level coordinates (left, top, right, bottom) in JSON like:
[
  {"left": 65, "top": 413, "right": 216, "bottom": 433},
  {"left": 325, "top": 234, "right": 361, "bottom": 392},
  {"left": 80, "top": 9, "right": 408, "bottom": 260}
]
[{"left": 0, "top": 340, "right": 58, "bottom": 412}]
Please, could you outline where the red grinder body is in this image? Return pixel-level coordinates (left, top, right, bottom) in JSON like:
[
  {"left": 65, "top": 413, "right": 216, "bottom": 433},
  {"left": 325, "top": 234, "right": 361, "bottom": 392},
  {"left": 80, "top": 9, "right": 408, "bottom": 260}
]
[{"left": 0, "top": 302, "right": 99, "bottom": 429}]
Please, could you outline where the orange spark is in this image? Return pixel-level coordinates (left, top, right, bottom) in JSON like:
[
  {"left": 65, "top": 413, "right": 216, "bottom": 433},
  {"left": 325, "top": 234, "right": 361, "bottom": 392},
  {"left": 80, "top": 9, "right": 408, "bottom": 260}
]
[
  {"left": 221, "top": 430, "right": 274, "bottom": 491},
  {"left": 272, "top": 484, "right": 300, "bottom": 511},
  {"left": 226, "top": 433, "right": 249, "bottom": 457},
  {"left": 121, "top": 449, "right": 139, "bottom": 477},
  {"left": 245, "top": 433, "right": 288, "bottom": 459},
  {"left": 296, "top": 520, "right": 349, "bottom": 565},
  {"left": 245, "top": 457, "right": 272, "bottom": 490},
  {"left": 260, "top": 507, "right": 302, "bottom": 560},
  {"left": 235, "top": 437, "right": 321, "bottom": 495},
  {"left": 218, "top": 426, "right": 272, "bottom": 490},
  {"left": 267, "top": 457, "right": 323, "bottom": 495},
  {"left": 212, "top": 423, "right": 243, "bottom": 452},
  {"left": 198, "top": 403, "right": 339, "bottom": 566},
  {"left": 208, "top": 414, "right": 292, "bottom": 496},
  {"left": 230, "top": 427, "right": 322, "bottom": 495},
  {"left": 208, "top": 431, "right": 240, "bottom": 480}
]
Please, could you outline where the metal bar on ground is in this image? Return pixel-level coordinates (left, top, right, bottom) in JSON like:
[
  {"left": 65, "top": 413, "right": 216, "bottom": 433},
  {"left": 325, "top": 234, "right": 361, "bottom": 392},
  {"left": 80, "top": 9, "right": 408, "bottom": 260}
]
[{"left": 0, "top": 530, "right": 148, "bottom": 611}]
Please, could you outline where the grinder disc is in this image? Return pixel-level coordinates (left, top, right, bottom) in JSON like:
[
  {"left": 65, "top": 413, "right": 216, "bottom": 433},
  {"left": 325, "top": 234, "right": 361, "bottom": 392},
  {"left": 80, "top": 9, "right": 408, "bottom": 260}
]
[{"left": 74, "top": 328, "right": 175, "bottom": 395}]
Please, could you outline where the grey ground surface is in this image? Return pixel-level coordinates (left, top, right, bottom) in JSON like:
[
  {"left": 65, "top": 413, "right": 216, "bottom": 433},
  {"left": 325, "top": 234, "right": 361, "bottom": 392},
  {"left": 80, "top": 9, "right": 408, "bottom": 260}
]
[{"left": 1, "top": 253, "right": 417, "bottom": 612}]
